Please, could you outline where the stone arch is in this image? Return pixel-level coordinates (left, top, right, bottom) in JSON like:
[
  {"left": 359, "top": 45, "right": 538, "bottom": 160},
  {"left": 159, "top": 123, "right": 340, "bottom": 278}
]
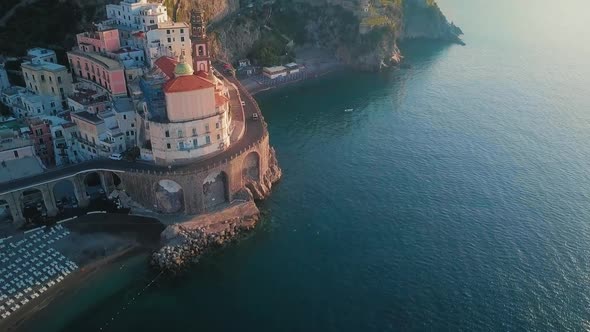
[
  {"left": 21, "top": 189, "right": 46, "bottom": 221},
  {"left": 52, "top": 179, "right": 77, "bottom": 210},
  {"left": 111, "top": 172, "right": 122, "bottom": 187},
  {"left": 0, "top": 199, "right": 12, "bottom": 223},
  {"left": 84, "top": 171, "right": 103, "bottom": 198},
  {"left": 154, "top": 179, "right": 184, "bottom": 214},
  {"left": 242, "top": 151, "right": 260, "bottom": 182},
  {"left": 203, "top": 170, "right": 229, "bottom": 210}
]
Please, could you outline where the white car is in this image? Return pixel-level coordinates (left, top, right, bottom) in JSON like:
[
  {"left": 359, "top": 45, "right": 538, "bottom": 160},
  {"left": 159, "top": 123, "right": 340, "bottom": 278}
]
[
  {"left": 109, "top": 153, "right": 123, "bottom": 161},
  {"left": 241, "top": 101, "right": 246, "bottom": 106}
]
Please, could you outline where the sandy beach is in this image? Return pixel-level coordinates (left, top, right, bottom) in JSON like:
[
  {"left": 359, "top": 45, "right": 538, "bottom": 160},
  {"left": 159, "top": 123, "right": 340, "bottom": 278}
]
[{"left": 0, "top": 214, "right": 164, "bottom": 331}]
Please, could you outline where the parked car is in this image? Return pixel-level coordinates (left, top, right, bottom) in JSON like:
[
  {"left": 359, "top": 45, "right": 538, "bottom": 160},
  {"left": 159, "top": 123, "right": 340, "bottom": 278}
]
[
  {"left": 241, "top": 101, "right": 246, "bottom": 106},
  {"left": 252, "top": 113, "right": 259, "bottom": 121},
  {"left": 109, "top": 153, "right": 123, "bottom": 161}
]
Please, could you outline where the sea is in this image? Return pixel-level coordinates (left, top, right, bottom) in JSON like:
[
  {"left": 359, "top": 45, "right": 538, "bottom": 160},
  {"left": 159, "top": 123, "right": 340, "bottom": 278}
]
[{"left": 23, "top": 0, "right": 590, "bottom": 331}]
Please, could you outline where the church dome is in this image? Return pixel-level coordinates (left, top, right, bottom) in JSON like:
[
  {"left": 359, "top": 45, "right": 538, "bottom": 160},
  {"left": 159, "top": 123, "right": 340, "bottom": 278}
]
[{"left": 174, "top": 58, "right": 194, "bottom": 77}]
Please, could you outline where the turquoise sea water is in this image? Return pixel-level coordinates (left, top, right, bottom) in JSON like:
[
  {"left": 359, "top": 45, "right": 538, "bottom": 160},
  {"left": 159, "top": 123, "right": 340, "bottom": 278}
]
[{"left": 24, "top": 0, "right": 590, "bottom": 331}]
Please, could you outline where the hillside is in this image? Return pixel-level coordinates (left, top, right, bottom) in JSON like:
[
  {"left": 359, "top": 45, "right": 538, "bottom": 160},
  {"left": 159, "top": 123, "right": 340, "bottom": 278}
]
[{"left": 0, "top": 0, "right": 462, "bottom": 70}]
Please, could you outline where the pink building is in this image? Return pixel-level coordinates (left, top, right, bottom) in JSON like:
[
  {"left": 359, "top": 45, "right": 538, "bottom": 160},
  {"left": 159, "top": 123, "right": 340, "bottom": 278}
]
[
  {"left": 27, "top": 118, "right": 55, "bottom": 167},
  {"left": 67, "top": 50, "right": 127, "bottom": 97},
  {"left": 76, "top": 29, "right": 121, "bottom": 54}
]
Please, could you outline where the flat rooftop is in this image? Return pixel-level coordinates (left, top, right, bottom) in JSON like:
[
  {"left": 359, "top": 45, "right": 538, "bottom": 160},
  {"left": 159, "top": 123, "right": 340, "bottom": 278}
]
[
  {"left": 69, "top": 50, "right": 123, "bottom": 70},
  {"left": 0, "top": 157, "right": 44, "bottom": 183},
  {"left": 72, "top": 111, "right": 103, "bottom": 124},
  {"left": 21, "top": 60, "right": 66, "bottom": 72}
]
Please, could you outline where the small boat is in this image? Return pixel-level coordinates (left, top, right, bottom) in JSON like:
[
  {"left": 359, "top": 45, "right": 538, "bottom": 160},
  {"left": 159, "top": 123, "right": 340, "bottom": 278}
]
[{"left": 344, "top": 108, "right": 354, "bottom": 112}]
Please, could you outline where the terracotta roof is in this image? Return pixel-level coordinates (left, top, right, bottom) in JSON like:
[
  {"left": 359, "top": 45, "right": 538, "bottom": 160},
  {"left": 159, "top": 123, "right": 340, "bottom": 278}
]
[
  {"left": 163, "top": 75, "right": 215, "bottom": 93},
  {"left": 195, "top": 70, "right": 210, "bottom": 79},
  {"left": 215, "top": 94, "right": 229, "bottom": 107},
  {"left": 154, "top": 56, "right": 178, "bottom": 79}
]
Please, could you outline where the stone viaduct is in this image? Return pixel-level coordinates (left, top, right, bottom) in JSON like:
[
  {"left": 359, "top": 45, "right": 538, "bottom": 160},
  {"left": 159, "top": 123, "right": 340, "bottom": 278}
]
[{"left": 0, "top": 72, "right": 280, "bottom": 227}]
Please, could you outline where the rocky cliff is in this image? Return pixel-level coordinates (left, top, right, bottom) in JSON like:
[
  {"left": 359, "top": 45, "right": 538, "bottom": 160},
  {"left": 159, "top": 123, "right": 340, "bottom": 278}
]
[{"left": 205, "top": 0, "right": 462, "bottom": 70}]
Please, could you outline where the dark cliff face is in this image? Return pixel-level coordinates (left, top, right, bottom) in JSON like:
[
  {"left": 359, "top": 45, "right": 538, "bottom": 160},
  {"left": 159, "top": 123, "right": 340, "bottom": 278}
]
[
  {"left": 401, "top": 0, "right": 463, "bottom": 43},
  {"left": 206, "top": 0, "right": 462, "bottom": 70}
]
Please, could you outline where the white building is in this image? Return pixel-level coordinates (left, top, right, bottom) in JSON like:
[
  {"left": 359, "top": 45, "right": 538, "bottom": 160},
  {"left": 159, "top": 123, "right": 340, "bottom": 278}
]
[
  {"left": 0, "top": 129, "right": 44, "bottom": 182},
  {"left": 140, "top": 59, "right": 231, "bottom": 165},
  {"left": 262, "top": 66, "right": 288, "bottom": 79},
  {"left": 26, "top": 48, "right": 58, "bottom": 64},
  {"left": 70, "top": 98, "right": 137, "bottom": 161},
  {"left": 1, "top": 86, "right": 61, "bottom": 118},
  {"left": 101, "top": 0, "right": 169, "bottom": 46},
  {"left": 145, "top": 22, "right": 192, "bottom": 68}
]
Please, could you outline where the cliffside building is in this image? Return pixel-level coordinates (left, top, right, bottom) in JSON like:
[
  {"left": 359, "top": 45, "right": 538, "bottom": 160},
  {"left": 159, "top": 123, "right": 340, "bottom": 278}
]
[
  {"left": 144, "top": 22, "right": 192, "bottom": 68},
  {"left": 21, "top": 49, "right": 74, "bottom": 107},
  {"left": 101, "top": 0, "right": 169, "bottom": 46}
]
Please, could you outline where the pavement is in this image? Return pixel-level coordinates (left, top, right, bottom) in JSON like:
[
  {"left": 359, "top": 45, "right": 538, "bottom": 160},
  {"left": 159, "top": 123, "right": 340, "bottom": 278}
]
[{"left": 0, "top": 68, "right": 266, "bottom": 195}]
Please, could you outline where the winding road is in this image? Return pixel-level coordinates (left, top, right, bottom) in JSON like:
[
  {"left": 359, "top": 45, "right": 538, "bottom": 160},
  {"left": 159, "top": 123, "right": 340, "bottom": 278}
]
[{"left": 0, "top": 67, "right": 266, "bottom": 195}]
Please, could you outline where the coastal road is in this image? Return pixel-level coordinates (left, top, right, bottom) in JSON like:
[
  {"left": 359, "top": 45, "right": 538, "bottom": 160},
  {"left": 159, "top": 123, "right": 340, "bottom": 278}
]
[{"left": 0, "top": 69, "right": 266, "bottom": 195}]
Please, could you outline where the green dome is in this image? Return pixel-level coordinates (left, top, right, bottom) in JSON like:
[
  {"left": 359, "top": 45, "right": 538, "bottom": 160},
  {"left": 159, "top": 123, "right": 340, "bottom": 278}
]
[{"left": 174, "top": 61, "right": 194, "bottom": 77}]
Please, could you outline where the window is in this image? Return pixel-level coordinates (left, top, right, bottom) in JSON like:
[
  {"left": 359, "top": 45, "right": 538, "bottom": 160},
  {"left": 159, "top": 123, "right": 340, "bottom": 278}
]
[
  {"left": 181, "top": 37, "right": 185, "bottom": 42},
  {"left": 13, "top": 151, "right": 18, "bottom": 158},
  {"left": 179, "top": 142, "right": 184, "bottom": 149},
  {"left": 167, "top": 38, "right": 171, "bottom": 43},
  {"left": 166, "top": 29, "right": 170, "bottom": 34},
  {"left": 215, "top": 122, "right": 220, "bottom": 129},
  {"left": 192, "top": 128, "right": 197, "bottom": 136},
  {"left": 25, "top": 72, "right": 28, "bottom": 79},
  {"left": 177, "top": 130, "right": 183, "bottom": 138},
  {"left": 123, "top": 114, "right": 127, "bottom": 120},
  {"left": 41, "top": 75, "right": 45, "bottom": 82},
  {"left": 50, "top": 102, "right": 55, "bottom": 107},
  {"left": 205, "top": 124, "right": 210, "bottom": 132},
  {"left": 217, "top": 134, "right": 221, "bottom": 140},
  {"left": 205, "top": 136, "right": 211, "bottom": 144},
  {"left": 126, "top": 131, "right": 130, "bottom": 136},
  {"left": 35, "top": 129, "right": 43, "bottom": 136},
  {"left": 193, "top": 139, "right": 198, "bottom": 147},
  {"left": 49, "top": 76, "right": 52, "bottom": 82},
  {"left": 165, "top": 130, "right": 170, "bottom": 138},
  {"left": 180, "top": 29, "right": 184, "bottom": 34},
  {"left": 57, "top": 76, "right": 62, "bottom": 84},
  {"left": 131, "top": 123, "right": 135, "bottom": 128},
  {"left": 166, "top": 143, "right": 171, "bottom": 149},
  {"left": 39, "top": 138, "right": 44, "bottom": 144},
  {"left": 51, "top": 87, "right": 55, "bottom": 93}
]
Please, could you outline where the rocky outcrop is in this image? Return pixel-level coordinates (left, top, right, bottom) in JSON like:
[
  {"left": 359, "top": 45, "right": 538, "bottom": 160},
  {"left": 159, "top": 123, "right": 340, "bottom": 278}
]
[
  {"left": 401, "top": 0, "right": 464, "bottom": 44},
  {"left": 245, "top": 147, "right": 282, "bottom": 200},
  {"left": 151, "top": 201, "right": 260, "bottom": 272}
]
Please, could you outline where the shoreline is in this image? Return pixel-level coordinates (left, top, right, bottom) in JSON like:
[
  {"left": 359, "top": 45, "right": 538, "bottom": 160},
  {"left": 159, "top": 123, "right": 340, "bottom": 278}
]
[
  {"left": 1, "top": 245, "right": 144, "bottom": 332},
  {"left": 244, "top": 64, "right": 345, "bottom": 96}
]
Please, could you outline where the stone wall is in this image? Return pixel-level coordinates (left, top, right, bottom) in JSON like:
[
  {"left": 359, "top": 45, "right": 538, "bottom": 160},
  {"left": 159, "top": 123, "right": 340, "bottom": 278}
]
[{"left": 121, "top": 134, "right": 278, "bottom": 215}]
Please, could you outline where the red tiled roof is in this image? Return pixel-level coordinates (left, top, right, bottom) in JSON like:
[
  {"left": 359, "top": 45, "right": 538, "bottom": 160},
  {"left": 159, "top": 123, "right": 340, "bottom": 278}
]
[
  {"left": 215, "top": 93, "right": 229, "bottom": 107},
  {"left": 195, "top": 70, "right": 210, "bottom": 79},
  {"left": 163, "top": 75, "right": 215, "bottom": 93},
  {"left": 154, "top": 56, "right": 178, "bottom": 79}
]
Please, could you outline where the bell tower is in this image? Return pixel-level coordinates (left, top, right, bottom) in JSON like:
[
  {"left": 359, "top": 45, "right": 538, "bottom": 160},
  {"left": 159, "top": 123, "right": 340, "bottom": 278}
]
[{"left": 191, "top": 9, "right": 211, "bottom": 73}]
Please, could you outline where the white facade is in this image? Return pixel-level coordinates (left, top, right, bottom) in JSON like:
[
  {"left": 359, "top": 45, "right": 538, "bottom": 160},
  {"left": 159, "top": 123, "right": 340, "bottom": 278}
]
[
  {"left": 104, "top": 0, "right": 168, "bottom": 33},
  {"left": 27, "top": 48, "right": 58, "bottom": 63},
  {"left": 1, "top": 87, "right": 61, "bottom": 118},
  {"left": 0, "top": 130, "right": 35, "bottom": 161},
  {"left": 145, "top": 22, "right": 192, "bottom": 67},
  {"left": 147, "top": 106, "right": 231, "bottom": 164},
  {"left": 263, "top": 66, "right": 288, "bottom": 79}
]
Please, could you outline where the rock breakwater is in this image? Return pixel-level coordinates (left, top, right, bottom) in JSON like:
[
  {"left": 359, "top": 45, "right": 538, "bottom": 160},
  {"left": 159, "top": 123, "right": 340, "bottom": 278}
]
[{"left": 150, "top": 201, "right": 261, "bottom": 272}]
